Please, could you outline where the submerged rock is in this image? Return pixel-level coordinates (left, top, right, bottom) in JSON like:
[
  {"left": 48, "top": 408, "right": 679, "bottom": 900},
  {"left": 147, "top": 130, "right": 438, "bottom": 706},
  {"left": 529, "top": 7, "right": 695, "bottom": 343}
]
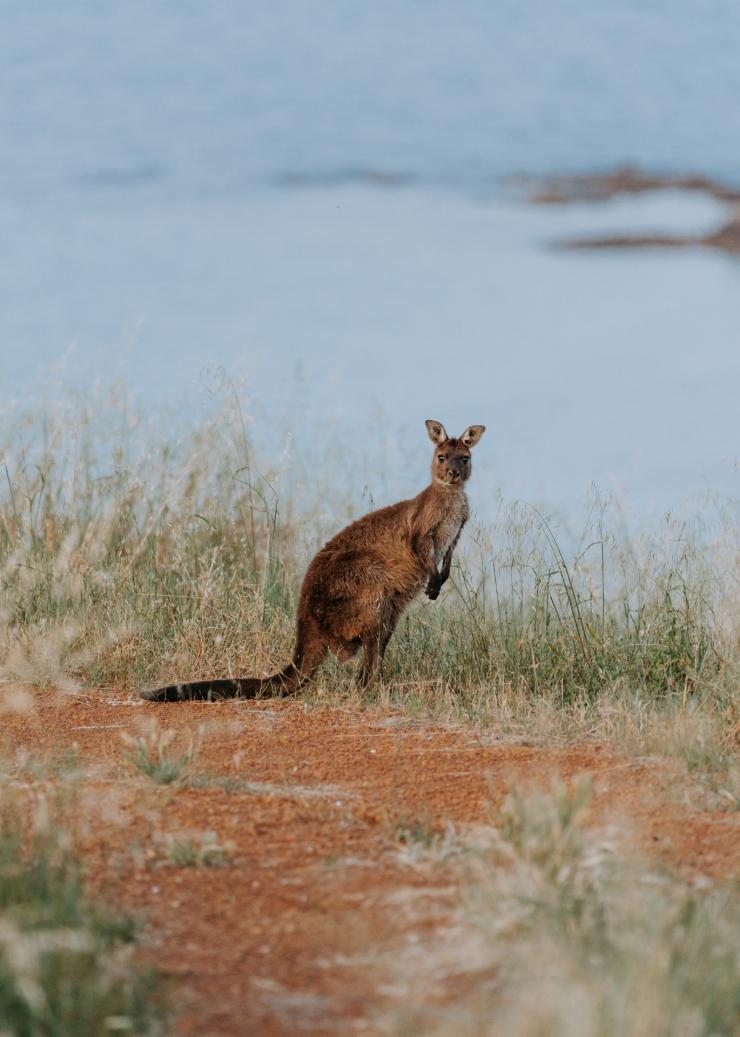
[
  {"left": 525, "top": 165, "right": 740, "bottom": 205},
  {"left": 557, "top": 214, "right": 740, "bottom": 254}
]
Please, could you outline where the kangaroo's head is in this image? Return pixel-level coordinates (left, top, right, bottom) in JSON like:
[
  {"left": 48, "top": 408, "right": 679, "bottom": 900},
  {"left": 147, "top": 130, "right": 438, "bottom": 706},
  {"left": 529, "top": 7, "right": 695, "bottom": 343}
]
[{"left": 425, "top": 420, "right": 486, "bottom": 487}]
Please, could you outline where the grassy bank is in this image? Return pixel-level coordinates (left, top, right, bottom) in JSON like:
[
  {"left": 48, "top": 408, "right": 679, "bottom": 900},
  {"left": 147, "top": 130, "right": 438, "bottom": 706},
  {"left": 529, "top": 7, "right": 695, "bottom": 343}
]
[{"left": 0, "top": 388, "right": 737, "bottom": 760}]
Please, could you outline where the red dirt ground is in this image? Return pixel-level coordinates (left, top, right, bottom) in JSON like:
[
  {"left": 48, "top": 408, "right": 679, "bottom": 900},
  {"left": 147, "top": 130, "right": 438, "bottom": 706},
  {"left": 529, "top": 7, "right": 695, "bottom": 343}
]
[{"left": 4, "top": 691, "right": 739, "bottom": 1035}]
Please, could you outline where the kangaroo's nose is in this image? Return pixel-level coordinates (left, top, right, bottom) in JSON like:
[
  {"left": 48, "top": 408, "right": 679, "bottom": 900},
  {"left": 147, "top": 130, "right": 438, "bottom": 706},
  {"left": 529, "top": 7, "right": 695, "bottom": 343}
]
[{"left": 450, "top": 470, "right": 461, "bottom": 481}]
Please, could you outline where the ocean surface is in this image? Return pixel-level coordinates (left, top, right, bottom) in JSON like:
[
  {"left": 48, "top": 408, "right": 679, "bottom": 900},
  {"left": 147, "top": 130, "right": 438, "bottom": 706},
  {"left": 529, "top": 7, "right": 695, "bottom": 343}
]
[{"left": 1, "top": 1, "right": 739, "bottom": 517}]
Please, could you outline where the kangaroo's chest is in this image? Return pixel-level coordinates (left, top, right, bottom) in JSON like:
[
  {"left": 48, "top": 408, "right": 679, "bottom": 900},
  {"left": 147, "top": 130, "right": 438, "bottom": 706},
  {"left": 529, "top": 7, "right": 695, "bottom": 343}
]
[{"left": 433, "top": 494, "right": 469, "bottom": 566}]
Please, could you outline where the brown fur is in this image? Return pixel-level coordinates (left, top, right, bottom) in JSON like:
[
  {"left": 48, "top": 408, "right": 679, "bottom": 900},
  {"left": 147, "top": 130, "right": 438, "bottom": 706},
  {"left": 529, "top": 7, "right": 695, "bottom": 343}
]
[{"left": 140, "top": 420, "right": 485, "bottom": 701}]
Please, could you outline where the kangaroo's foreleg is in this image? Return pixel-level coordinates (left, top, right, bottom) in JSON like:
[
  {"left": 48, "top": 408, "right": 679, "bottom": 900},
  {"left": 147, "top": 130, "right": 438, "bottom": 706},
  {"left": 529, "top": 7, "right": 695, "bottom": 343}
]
[
  {"left": 438, "top": 534, "right": 460, "bottom": 584},
  {"left": 416, "top": 532, "right": 443, "bottom": 600},
  {"left": 426, "top": 546, "right": 453, "bottom": 599},
  {"left": 426, "top": 531, "right": 462, "bottom": 600}
]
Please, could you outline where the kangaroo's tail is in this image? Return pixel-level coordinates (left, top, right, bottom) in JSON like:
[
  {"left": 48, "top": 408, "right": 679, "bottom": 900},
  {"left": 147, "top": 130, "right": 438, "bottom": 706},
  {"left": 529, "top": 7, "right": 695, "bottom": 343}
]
[{"left": 140, "top": 662, "right": 304, "bottom": 703}]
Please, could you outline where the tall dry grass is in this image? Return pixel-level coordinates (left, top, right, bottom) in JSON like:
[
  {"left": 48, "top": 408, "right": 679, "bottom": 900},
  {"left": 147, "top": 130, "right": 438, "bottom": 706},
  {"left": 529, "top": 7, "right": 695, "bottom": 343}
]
[{"left": 0, "top": 386, "right": 737, "bottom": 758}]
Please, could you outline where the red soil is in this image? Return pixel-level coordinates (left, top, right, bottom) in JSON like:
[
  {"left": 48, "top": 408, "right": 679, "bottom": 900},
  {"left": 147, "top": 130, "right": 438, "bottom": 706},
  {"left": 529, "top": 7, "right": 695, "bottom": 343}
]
[{"left": 4, "top": 692, "right": 738, "bottom": 1035}]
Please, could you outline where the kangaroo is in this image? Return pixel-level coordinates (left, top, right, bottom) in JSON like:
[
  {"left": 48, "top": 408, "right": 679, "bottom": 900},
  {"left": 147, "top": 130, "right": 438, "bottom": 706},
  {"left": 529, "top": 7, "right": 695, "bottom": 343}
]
[{"left": 140, "top": 419, "right": 485, "bottom": 702}]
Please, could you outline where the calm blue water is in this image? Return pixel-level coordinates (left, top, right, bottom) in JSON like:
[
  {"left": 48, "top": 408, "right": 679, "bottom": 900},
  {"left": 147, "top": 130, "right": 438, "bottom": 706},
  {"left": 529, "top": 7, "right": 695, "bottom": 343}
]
[{"left": 1, "top": 2, "right": 739, "bottom": 516}]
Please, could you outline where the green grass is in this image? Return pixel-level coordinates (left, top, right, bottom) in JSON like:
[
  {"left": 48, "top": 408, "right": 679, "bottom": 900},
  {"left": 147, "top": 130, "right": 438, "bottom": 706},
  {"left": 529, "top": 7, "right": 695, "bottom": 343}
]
[
  {"left": 392, "top": 816, "right": 439, "bottom": 849},
  {"left": 0, "top": 799, "right": 165, "bottom": 1036},
  {"left": 159, "top": 830, "right": 232, "bottom": 869},
  {"left": 123, "top": 727, "right": 197, "bottom": 785}
]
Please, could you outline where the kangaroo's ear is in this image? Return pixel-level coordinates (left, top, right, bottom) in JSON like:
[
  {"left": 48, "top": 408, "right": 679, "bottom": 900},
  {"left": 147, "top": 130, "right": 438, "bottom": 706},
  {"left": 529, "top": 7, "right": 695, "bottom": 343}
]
[
  {"left": 460, "top": 425, "right": 486, "bottom": 448},
  {"left": 425, "top": 419, "right": 448, "bottom": 445}
]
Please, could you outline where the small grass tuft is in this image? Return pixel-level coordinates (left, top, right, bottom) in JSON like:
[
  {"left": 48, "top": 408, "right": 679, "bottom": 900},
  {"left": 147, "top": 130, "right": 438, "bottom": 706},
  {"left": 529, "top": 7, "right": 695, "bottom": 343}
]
[
  {"left": 123, "top": 726, "right": 197, "bottom": 786},
  {"left": 160, "top": 830, "right": 232, "bottom": 868},
  {"left": 392, "top": 816, "right": 439, "bottom": 849}
]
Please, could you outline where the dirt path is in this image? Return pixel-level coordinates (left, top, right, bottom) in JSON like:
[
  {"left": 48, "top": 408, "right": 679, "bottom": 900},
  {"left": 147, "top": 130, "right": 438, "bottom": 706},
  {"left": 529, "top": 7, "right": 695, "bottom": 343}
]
[{"left": 4, "top": 693, "right": 738, "bottom": 1035}]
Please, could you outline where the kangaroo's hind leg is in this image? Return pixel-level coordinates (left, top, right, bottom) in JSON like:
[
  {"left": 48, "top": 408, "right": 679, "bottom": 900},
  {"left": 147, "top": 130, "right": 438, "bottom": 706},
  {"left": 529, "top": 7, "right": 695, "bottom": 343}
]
[
  {"left": 358, "top": 636, "right": 380, "bottom": 689},
  {"left": 358, "top": 600, "right": 401, "bottom": 688},
  {"left": 335, "top": 637, "right": 362, "bottom": 662}
]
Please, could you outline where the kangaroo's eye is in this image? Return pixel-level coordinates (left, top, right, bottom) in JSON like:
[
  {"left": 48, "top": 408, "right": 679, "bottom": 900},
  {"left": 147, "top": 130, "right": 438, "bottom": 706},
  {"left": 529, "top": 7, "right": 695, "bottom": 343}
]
[
  {"left": 461, "top": 457, "right": 469, "bottom": 463},
  {"left": 438, "top": 455, "right": 445, "bottom": 463}
]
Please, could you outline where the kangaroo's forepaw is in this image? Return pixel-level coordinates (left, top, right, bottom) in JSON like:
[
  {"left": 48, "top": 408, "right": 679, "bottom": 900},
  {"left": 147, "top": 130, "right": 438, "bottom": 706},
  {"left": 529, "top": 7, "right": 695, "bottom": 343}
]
[{"left": 426, "top": 580, "right": 441, "bottom": 600}]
